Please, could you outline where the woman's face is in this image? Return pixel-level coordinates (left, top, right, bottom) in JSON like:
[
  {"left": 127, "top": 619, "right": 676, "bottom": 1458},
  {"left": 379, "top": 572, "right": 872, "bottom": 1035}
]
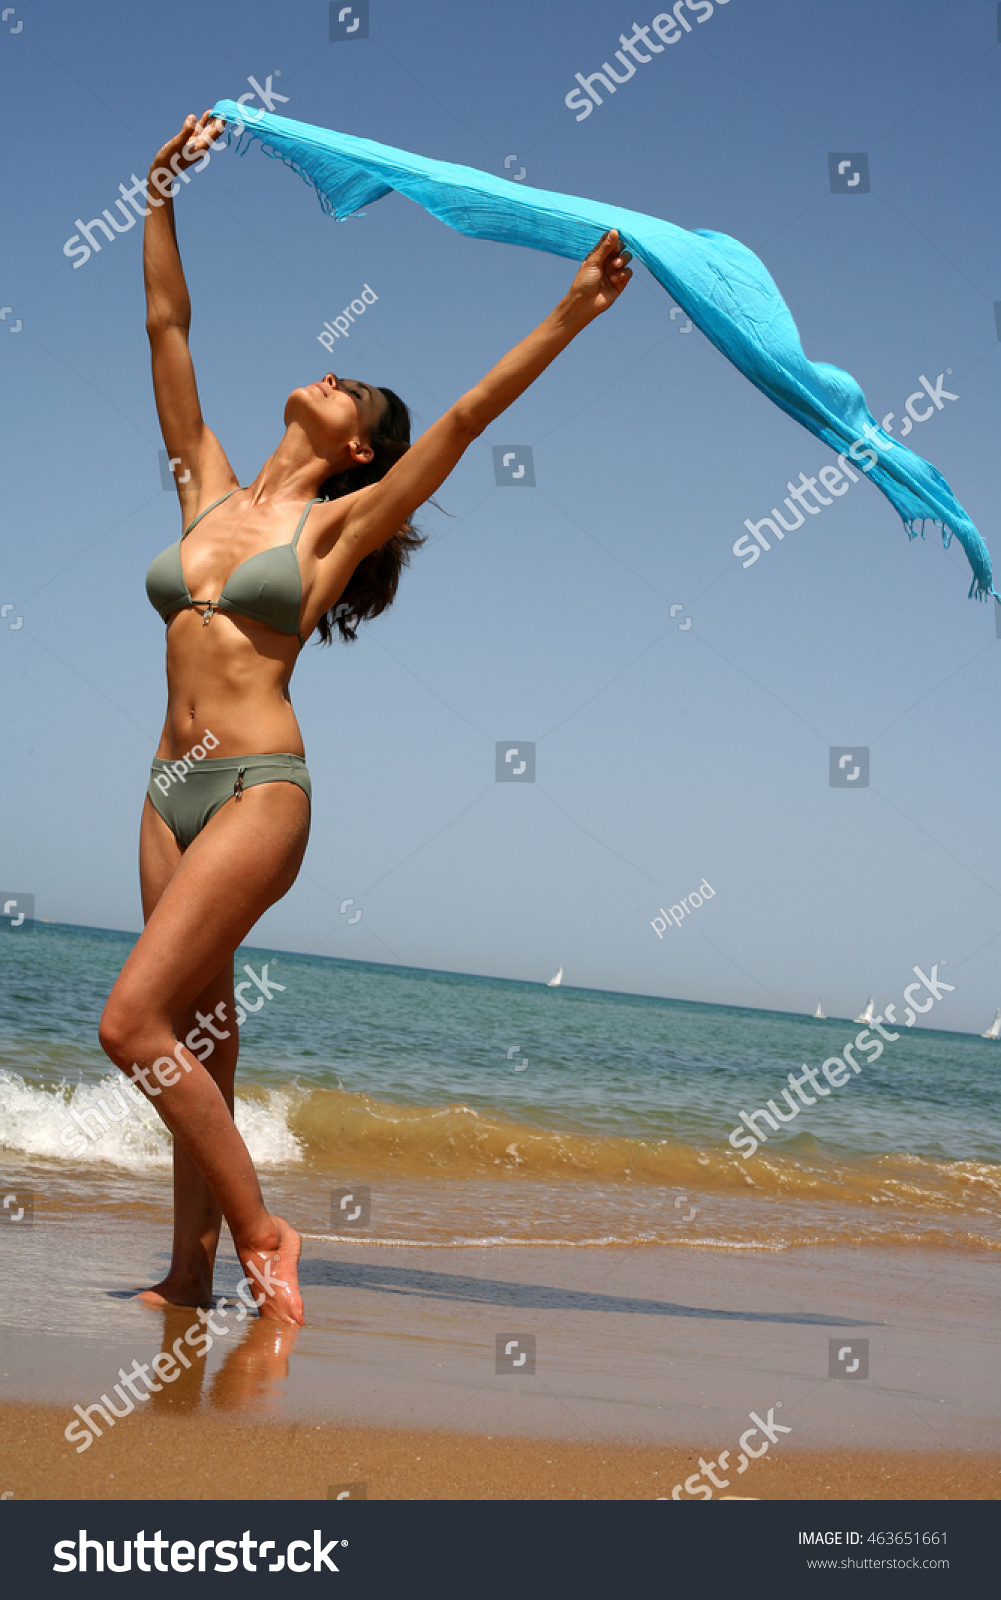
[{"left": 285, "top": 373, "right": 386, "bottom": 465}]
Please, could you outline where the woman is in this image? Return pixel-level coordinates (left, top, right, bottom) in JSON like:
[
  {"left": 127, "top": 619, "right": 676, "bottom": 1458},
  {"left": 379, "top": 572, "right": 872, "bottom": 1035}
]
[{"left": 98, "top": 111, "right": 633, "bottom": 1326}]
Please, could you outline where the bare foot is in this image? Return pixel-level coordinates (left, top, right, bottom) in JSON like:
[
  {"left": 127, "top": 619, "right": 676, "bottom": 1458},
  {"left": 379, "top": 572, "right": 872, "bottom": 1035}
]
[
  {"left": 134, "top": 1275, "right": 214, "bottom": 1310},
  {"left": 238, "top": 1217, "right": 304, "bottom": 1327}
]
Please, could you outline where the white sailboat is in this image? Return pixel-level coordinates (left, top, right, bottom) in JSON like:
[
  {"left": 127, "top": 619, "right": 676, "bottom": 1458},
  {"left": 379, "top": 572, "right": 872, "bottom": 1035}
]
[
  {"left": 854, "top": 996, "right": 875, "bottom": 1025},
  {"left": 981, "top": 1009, "right": 1001, "bottom": 1040},
  {"left": 813, "top": 999, "right": 825, "bottom": 1019},
  {"left": 547, "top": 966, "right": 563, "bottom": 987}
]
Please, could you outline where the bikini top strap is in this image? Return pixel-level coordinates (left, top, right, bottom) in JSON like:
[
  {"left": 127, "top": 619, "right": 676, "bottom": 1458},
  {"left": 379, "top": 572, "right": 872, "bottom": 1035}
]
[
  {"left": 290, "top": 498, "right": 324, "bottom": 551},
  {"left": 181, "top": 489, "right": 239, "bottom": 541}
]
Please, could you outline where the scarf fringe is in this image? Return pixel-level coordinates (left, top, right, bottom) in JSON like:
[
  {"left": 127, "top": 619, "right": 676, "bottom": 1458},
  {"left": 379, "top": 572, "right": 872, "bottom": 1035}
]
[
  {"left": 230, "top": 125, "right": 364, "bottom": 221},
  {"left": 903, "top": 517, "right": 998, "bottom": 601}
]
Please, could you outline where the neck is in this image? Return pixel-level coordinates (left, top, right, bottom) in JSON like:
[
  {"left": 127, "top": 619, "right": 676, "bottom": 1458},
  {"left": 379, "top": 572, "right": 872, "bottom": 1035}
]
[{"left": 246, "top": 423, "right": 344, "bottom": 505}]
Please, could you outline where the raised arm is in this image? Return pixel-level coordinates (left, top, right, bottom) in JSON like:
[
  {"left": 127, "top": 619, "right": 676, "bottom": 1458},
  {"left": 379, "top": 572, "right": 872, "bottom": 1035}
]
[
  {"left": 339, "top": 230, "right": 633, "bottom": 560},
  {"left": 144, "top": 112, "right": 237, "bottom": 525}
]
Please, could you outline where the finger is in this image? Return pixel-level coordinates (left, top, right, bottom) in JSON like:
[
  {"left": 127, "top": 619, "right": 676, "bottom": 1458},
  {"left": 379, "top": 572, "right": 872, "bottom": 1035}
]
[{"left": 587, "top": 228, "right": 622, "bottom": 263}]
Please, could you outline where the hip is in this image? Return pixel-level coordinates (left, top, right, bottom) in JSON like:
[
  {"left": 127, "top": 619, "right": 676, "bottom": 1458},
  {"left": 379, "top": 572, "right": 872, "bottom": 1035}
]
[{"left": 147, "top": 751, "right": 312, "bottom": 851}]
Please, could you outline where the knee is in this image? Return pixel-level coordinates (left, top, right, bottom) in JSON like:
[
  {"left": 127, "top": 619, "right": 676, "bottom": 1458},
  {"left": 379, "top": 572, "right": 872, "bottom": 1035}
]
[{"left": 98, "top": 995, "right": 147, "bottom": 1069}]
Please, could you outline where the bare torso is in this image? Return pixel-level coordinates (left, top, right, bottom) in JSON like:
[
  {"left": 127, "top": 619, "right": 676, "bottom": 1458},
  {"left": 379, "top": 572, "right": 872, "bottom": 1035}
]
[{"left": 155, "top": 489, "right": 345, "bottom": 761}]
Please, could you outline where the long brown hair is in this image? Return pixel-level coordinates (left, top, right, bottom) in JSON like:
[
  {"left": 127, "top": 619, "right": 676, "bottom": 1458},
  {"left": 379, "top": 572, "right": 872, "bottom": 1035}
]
[{"left": 315, "top": 386, "right": 426, "bottom": 644}]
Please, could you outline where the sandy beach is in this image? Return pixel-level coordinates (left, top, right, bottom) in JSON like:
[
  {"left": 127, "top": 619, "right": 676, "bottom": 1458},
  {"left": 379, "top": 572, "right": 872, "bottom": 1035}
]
[
  {"left": 2, "top": 1402, "right": 998, "bottom": 1500},
  {"left": 3, "top": 934, "right": 999, "bottom": 1503},
  {"left": 2, "top": 1225, "right": 998, "bottom": 1501}
]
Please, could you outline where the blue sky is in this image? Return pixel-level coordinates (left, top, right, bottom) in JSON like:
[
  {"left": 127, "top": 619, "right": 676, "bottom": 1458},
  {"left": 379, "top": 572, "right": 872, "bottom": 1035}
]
[{"left": 1, "top": 0, "right": 998, "bottom": 1029}]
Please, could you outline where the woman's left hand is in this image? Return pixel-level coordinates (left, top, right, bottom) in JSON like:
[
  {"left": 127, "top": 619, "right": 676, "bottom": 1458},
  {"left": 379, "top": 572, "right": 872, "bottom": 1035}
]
[{"left": 567, "top": 229, "right": 633, "bottom": 319}]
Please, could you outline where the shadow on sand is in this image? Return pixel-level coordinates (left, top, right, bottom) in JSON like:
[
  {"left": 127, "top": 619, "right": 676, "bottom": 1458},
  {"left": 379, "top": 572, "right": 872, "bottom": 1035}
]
[{"left": 299, "top": 1257, "right": 876, "bottom": 1326}]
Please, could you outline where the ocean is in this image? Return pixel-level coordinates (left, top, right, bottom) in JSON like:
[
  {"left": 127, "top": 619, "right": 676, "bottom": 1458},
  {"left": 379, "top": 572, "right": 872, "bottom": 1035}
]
[{"left": 1, "top": 921, "right": 998, "bottom": 1259}]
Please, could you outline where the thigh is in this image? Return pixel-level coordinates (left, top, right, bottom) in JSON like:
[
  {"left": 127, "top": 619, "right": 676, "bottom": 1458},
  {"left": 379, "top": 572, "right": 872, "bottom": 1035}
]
[
  {"left": 140, "top": 795, "right": 184, "bottom": 922},
  {"left": 119, "top": 781, "right": 310, "bottom": 1026},
  {"left": 141, "top": 798, "right": 237, "bottom": 1074}
]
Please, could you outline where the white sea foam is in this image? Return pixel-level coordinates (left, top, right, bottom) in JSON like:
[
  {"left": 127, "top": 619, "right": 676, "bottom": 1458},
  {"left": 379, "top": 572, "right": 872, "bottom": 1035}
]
[{"left": 0, "top": 1069, "right": 303, "bottom": 1172}]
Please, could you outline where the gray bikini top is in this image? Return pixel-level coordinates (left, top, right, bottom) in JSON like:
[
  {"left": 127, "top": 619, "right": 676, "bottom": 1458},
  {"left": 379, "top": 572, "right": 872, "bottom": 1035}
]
[{"left": 145, "top": 490, "right": 322, "bottom": 642}]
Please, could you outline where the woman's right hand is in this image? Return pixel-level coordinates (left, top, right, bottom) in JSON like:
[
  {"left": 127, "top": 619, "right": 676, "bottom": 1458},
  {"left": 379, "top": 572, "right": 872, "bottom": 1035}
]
[{"left": 151, "top": 110, "right": 226, "bottom": 178}]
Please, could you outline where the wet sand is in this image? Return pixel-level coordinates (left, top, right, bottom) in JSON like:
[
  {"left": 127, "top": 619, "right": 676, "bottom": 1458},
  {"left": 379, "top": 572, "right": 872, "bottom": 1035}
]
[
  {"left": 2, "top": 1401, "right": 999, "bottom": 1500},
  {"left": 2, "top": 1229, "right": 998, "bottom": 1500}
]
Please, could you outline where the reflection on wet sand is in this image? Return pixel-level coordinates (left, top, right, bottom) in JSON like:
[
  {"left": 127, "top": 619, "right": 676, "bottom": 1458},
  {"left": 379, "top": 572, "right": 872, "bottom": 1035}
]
[
  {"left": 207, "top": 1318, "right": 299, "bottom": 1414},
  {"left": 148, "top": 1305, "right": 299, "bottom": 1417}
]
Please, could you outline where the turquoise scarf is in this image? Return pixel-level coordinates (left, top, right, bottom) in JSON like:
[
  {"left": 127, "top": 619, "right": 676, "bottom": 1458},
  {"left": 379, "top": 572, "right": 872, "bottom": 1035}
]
[{"left": 211, "top": 99, "right": 995, "bottom": 603}]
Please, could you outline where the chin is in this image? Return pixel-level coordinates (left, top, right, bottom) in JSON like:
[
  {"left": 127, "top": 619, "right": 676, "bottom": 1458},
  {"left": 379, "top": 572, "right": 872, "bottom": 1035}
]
[{"left": 285, "top": 385, "right": 319, "bottom": 423}]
